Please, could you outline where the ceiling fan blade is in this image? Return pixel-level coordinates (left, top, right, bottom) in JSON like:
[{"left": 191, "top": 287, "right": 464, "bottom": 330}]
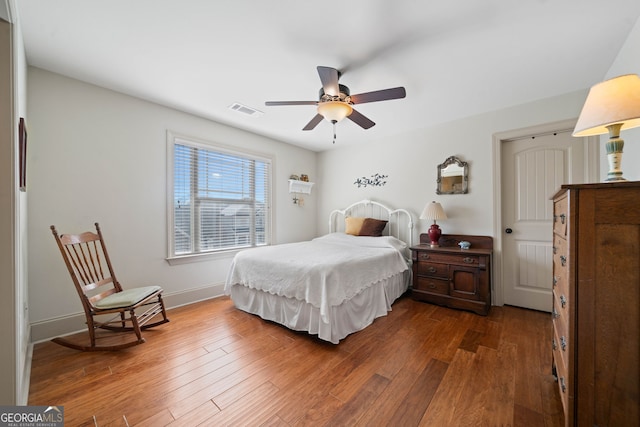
[
  {"left": 350, "top": 87, "right": 406, "bottom": 104},
  {"left": 317, "top": 66, "right": 340, "bottom": 96},
  {"left": 347, "top": 108, "right": 375, "bottom": 129},
  {"left": 265, "top": 100, "right": 317, "bottom": 106},
  {"left": 303, "top": 114, "right": 324, "bottom": 131}
]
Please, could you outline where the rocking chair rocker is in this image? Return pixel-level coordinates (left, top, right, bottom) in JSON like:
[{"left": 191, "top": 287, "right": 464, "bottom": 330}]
[{"left": 50, "top": 223, "right": 169, "bottom": 351}]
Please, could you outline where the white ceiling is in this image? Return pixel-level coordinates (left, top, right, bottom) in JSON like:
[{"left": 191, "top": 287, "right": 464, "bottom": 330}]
[{"left": 15, "top": 0, "right": 640, "bottom": 152}]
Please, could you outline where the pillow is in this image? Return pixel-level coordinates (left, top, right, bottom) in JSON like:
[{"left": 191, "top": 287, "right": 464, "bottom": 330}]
[
  {"left": 359, "top": 218, "right": 388, "bottom": 237},
  {"left": 345, "top": 217, "right": 366, "bottom": 235}
]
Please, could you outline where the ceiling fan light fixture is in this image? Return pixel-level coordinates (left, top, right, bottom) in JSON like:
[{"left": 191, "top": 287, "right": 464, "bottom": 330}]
[{"left": 317, "top": 101, "right": 353, "bottom": 123}]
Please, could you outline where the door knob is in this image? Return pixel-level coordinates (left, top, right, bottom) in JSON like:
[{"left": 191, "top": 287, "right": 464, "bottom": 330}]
[{"left": 505, "top": 228, "right": 513, "bottom": 234}]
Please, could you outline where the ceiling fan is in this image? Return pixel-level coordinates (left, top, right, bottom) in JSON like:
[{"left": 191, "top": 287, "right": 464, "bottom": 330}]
[{"left": 265, "top": 66, "right": 406, "bottom": 142}]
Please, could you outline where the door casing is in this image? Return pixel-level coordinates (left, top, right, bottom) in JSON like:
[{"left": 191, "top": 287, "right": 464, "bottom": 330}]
[{"left": 492, "top": 119, "right": 599, "bottom": 307}]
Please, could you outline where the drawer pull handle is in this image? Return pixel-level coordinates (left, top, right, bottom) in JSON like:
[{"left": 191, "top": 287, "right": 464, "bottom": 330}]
[
  {"left": 428, "top": 284, "right": 436, "bottom": 289},
  {"left": 560, "top": 295, "right": 567, "bottom": 308},
  {"left": 421, "top": 254, "right": 430, "bottom": 260},
  {"left": 552, "top": 309, "right": 560, "bottom": 319},
  {"left": 463, "top": 257, "right": 475, "bottom": 264},
  {"left": 553, "top": 276, "right": 558, "bottom": 287},
  {"left": 427, "top": 267, "right": 437, "bottom": 273},
  {"left": 560, "top": 255, "right": 567, "bottom": 266},
  {"left": 552, "top": 338, "right": 557, "bottom": 351},
  {"left": 560, "top": 336, "right": 567, "bottom": 351},
  {"left": 554, "top": 214, "right": 566, "bottom": 224},
  {"left": 553, "top": 246, "right": 557, "bottom": 254},
  {"left": 560, "top": 377, "right": 567, "bottom": 393}
]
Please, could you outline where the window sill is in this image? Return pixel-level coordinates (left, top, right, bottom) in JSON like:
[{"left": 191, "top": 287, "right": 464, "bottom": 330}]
[{"left": 166, "top": 250, "right": 238, "bottom": 265}]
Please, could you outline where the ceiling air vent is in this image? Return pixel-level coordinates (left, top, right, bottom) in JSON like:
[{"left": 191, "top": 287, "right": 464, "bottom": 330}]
[{"left": 228, "top": 103, "right": 263, "bottom": 117}]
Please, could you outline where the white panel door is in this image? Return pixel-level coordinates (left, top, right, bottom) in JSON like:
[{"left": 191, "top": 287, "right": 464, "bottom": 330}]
[{"left": 501, "top": 131, "right": 584, "bottom": 311}]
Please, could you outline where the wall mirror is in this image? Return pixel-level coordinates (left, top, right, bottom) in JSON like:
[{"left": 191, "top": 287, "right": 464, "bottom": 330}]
[{"left": 437, "top": 156, "right": 469, "bottom": 194}]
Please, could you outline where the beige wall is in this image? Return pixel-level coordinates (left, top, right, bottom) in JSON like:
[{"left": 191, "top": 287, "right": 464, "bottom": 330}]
[
  {"left": 316, "top": 90, "right": 590, "bottom": 236},
  {"left": 27, "top": 68, "right": 318, "bottom": 340},
  {"left": 315, "top": 14, "right": 640, "bottom": 308}
]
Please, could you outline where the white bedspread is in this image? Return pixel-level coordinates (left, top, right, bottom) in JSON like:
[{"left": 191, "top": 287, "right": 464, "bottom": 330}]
[{"left": 225, "top": 233, "right": 409, "bottom": 323}]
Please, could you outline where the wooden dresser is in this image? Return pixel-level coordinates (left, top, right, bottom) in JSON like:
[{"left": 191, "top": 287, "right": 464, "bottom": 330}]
[
  {"left": 410, "top": 234, "right": 492, "bottom": 315},
  {"left": 551, "top": 181, "right": 639, "bottom": 426}
]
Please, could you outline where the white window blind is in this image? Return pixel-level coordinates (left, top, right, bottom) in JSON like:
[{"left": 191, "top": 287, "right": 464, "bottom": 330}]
[{"left": 170, "top": 136, "right": 271, "bottom": 257}]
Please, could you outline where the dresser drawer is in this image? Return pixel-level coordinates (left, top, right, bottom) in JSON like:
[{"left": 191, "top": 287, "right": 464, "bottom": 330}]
[
  {"left": 413, "top": 277, "right": 449, "bottom": 295},
  {"left": 552, "top": 269, "right": 568, "bottom": 299},
  {"left": 552, "top": 329, "right": 570, "bottom": 416},
  {"left": 553, "top": 287, "right": 569, "bottom": 320},
  {"left": 553, "top": 196, "right": 568, "bottom": 237},
  {"left": 553, "top": 306, "right": 570, "bottom": 369},
  {"left": 552, "top": 239, "right": 569, "bottom": 294},
  {"left": 415, "top": 261, "right": 448, "bottom": 279},
  {"left": 553, "top": 234, "right": 567, "bottom": 261},
  {"left": 553, "top": 281, "right": 570, "bottom": 322},
  {"left": 553, "top": 235, "right": 569, "bottom": 267},
  {"left": 552, "top": 290, "right": 568, "bottom": 334}
]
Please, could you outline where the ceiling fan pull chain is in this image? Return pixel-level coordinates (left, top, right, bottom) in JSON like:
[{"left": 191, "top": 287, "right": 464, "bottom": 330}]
[{"left": 333, "top": 121, "right": 337, "bottom": 144}]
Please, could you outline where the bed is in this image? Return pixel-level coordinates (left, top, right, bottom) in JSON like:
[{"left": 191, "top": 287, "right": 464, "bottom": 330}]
[{"left": 224, "top": 199, "right": 414, "bottom": 343}]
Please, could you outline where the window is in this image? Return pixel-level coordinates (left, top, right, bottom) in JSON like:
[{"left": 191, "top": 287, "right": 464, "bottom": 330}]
[{"left": 168, "top": 133, "right": 271, "bottom": 259}]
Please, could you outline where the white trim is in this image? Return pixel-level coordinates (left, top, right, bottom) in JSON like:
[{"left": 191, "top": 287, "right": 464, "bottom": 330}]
[
  {"left": 30, "top": 284, "right": 225, "bottom": 343},
  {"left": 491, "top": 119, "right": 598, "bottom": 306},
  {"left": 166, "top": 248, "right": 236, "bottom": 265}
]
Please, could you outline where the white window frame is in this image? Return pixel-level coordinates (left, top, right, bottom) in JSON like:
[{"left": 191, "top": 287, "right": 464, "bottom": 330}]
[{"left": 166, "top": 131, "right": 273, "bottom": 264}]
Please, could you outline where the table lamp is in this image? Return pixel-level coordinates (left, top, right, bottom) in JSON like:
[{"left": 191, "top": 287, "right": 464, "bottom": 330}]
[
  {"left": 420, "top": 201, "right": 447, "bottom": 247},
  {"left": 573, "top": 74, "right": 640, "bottom": 181}
]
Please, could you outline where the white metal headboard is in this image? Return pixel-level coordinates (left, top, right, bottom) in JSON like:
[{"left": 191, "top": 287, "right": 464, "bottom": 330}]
[{"left": 329, "top": 199, "right": 414, "bottom": 248}]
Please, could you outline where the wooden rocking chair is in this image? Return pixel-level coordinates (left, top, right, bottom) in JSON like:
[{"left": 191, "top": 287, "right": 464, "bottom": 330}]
[{"left": 50, "top": 223, "right": 169, "bottom": 351}]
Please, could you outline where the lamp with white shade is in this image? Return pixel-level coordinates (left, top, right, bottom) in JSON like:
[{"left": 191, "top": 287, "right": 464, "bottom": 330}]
[
  {"left": 420, "top": 201, "right": 447, "bottom": 247},
  {"left": 573, "top": 73, "right": 640, "bottom": 182}
]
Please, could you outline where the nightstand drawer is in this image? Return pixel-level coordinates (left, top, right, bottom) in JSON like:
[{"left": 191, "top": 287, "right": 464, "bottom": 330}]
[
  {"left": 418, "top": 251, "right": 481, "bottom": 267},
  {"left": 415, "top": 262, "right": 448, "bottom": 278},
  {"left": 413, "top": 277, "right": 449, "bottom": 295}
]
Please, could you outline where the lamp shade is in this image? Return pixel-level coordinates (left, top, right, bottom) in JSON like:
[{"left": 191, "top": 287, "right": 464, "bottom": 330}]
[
  {"left": 420, "top": 201, "right": 447, "bottom": 221},
  {"left": 573, "top": 74, "right": 640, "bottom": 137},
  {"left": 317, "top": 101, "right": 353, "bottom": 123}
]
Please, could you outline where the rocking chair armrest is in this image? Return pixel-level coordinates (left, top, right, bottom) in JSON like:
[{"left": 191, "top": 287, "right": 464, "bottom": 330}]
[{"left": 93, "top": 285, "right": 163, "bottom": 309}]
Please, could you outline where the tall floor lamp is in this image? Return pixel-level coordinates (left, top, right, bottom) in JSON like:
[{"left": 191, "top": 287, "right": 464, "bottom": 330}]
[{"left": 573, "top": 74, "right": 640, "bottom": 182}]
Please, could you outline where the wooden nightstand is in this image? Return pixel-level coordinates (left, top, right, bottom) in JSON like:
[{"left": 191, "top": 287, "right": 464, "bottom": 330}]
[{"left": 410, "top": 234, "right": 493, "bottom": 315}]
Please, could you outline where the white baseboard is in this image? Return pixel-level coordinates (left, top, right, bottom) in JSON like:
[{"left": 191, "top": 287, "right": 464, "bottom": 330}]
[{"left": 30, "top": 284, "right": 225, "bottom": 343}]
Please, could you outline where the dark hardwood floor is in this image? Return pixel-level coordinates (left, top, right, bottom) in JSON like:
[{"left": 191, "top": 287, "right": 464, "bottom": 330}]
[{"left": 28, "top": 295, "right": 564, "bottom": 426}]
